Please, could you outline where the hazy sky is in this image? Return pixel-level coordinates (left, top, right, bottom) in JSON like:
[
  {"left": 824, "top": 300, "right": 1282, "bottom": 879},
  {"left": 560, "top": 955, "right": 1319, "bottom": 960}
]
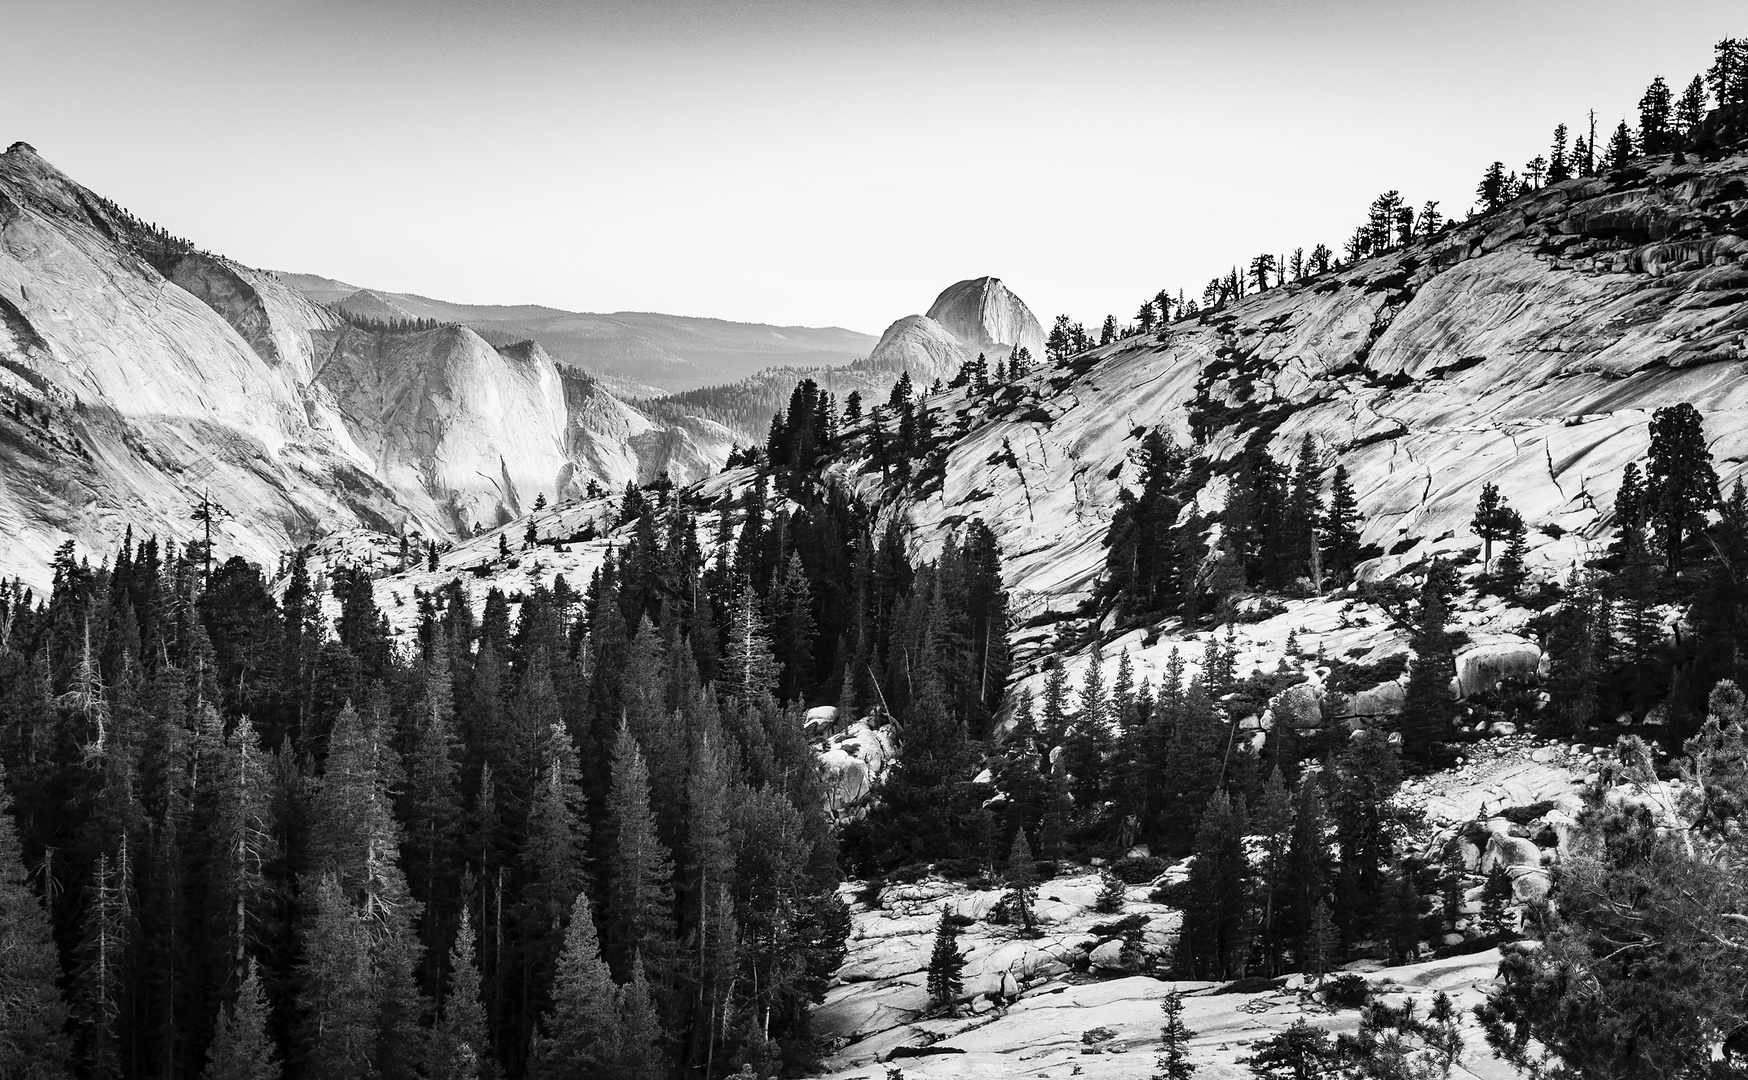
[{"left": 6, "top": 0, "right": 1740, "bottom": 333}]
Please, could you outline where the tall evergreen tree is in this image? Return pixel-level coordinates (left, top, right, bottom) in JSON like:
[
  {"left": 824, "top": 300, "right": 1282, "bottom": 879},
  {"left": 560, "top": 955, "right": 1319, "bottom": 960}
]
[
  {"left": 1176, "top": 791, "right": 1249, "bottom": 980},
  {"left": 72, "top": 846, "right": 131, "bottom": 1080},
  {"left": 296, "top": 874, "right": 377, "bottom": 1080},
  {"left": 529, "top": 894, "right": 617, "bottom": 1080},
  {"left": 721, "top": 586, "right": 779, "bottom": 705},
  {"left": 1643, "top": 403, "right": 1719, "bottom": 572},
  {"left": 1638, "top": 76, "right": 1674, "bottom": 153},
  {"left": 433, "top": 914, "right": 492, "bottom": 1080},
  {"left": 1322, "top": 464, "right": 1362, "bottom": 582},
  {"left": 1399, "top": 562, "right": 1457, "bottom": 767},
  {"left": 605, "top": 724, "right": 676, "bottom": 990}
]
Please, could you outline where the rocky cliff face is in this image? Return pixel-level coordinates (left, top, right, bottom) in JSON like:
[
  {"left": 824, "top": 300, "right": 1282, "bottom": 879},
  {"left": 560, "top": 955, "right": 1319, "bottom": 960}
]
[
  {"left": 867, "top": 276, "right": 1044, "bottom": 384},
  {"left": 925, "top": 275, "right": 1045, "bottom": 361},
  {"left": 0, "top": 143, "right": 736, "bottom": 586},
  {"left": 838, "top": 143, "right": 1748, "bottom": 722}
]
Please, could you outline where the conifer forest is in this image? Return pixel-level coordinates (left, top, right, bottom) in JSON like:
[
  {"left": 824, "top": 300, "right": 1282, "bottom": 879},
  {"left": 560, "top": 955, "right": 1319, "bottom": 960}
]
[{"left": 7, "top": 24, "right": 1748, "bottom": 1080}]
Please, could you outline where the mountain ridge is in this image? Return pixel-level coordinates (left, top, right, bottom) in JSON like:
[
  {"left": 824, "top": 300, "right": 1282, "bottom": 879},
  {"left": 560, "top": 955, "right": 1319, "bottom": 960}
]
[
  {"left": 0, "top": 143, "right": 739, "bottom": 587},
  {"left": 274, "top": 270, "right": 880, "bottom": 391}
]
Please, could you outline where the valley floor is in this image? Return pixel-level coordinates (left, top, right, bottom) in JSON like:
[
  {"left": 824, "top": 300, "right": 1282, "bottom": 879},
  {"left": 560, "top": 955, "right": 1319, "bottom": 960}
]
[{"left": 810, "top": 735, "right": 1603, "bottom": 1080}]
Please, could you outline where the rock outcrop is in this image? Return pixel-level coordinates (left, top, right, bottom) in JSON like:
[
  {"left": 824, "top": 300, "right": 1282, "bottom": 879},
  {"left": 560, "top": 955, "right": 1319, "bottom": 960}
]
[
  {"left": 924, "top": 276, "right": 1045, "bottom": 362},
  {"left": 867, "top": 276, "right": 1044, "bottom": 384}
]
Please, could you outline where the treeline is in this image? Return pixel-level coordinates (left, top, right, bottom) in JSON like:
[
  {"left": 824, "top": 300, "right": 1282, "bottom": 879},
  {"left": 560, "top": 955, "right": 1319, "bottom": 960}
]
[
  {"left": 1050, "top": 39, "right": 1748, "bottom": 355},
  {"left": 332, "top": 309, "right": 450, "bottom": 334},
  {"left": 1477, "top": 40, "right": 1748, "bottom": 213},
  {"left": 86, "top": 192, "right": 210, "bottom": 276}
]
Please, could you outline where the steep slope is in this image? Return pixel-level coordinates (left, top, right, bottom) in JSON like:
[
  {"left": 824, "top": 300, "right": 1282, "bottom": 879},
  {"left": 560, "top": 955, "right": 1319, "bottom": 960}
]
[
  {"left": 0, "top": 143, "right": 738, "bottom": 586},
  {"left": 0, "top": 141, "right": 420, "bottom": 584},
  {"left": 925, "top": 275, "right": 1046, "bottom": 363},
  {"left": 868, "top": 276, "right": 1044, "bottom": 385},
  {"left": 842, "top": 143, "right": 1748, "bottom": 701},
  {"left": 277, "top": 271, "right": 879, "bottom": 391}
]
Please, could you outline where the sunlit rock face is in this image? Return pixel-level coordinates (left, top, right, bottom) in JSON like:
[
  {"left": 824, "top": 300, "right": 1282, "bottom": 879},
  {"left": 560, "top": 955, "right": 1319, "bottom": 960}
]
[
  {"left": 924, "top": 275, "right": 1046, "bottom": 363},
  {"left": 867, "top": 276, "right": 1046, "bottom": 385},
  {"left": 827, "top": 146, "right": 1748, "bottom": 705},
  {"left": 0, "top": 142, "right": 735, "bottom": 585}
]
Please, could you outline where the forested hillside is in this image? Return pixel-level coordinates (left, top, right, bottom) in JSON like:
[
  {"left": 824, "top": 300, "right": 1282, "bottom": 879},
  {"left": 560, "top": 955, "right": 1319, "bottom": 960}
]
[{"left": 4, "top": 33, "right": 1748, "bottom": 1080}]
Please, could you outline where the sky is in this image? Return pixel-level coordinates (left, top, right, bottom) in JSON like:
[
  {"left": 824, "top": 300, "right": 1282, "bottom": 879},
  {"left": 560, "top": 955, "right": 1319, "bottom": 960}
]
[{"left": 4, "top": 0, "right": 1741, "bottom": 334}]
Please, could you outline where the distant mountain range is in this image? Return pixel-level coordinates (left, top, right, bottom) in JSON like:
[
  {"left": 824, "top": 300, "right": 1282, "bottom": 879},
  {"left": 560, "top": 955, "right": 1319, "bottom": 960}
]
[{"left": 273, "top": 273, "right": 878, "bottom": 393}]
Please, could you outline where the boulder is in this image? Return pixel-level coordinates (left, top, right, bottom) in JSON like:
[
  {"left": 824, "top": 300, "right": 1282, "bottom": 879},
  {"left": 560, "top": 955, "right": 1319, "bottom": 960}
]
[
  {"left": 1510, "top": 868, "right": 1552, "bottom": 903},
  {"left": 1346, "top": 680, "right": 1406, "bottom": 719},
  {"left": 1089, "top": 940, "right": 1128, "bottom": 971},
  {"left": 804, "top": 705, "right": 841, "bottom": 735},
  {"left": 1482, "top": 834, "right": 1543, "bottom": 873}
]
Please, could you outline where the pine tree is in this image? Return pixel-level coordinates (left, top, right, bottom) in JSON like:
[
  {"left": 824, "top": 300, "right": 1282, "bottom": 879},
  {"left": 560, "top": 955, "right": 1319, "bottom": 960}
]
[
  {"left": 516, "top": 724, "right": 590, "bottom": 1042},
  {"left": 1176, "top": 791, "right": 1249, "bottom": 980},
  {"left": 432, "top": 913, "right": 492, "bottom": 1080},
  {"left": 1606, "top": 121, "right": 1636, "bottom": 171},
  {"left": 1153, "top": 989, "right": 1196, "bottom": 1080},
  {"left": 721, "top": 585, "right": 778, "bottom": 704},
  {"left": 1323, "top": 464, "right": 1362, "bottom": 582},
  {"left": 1039, "top": 660, "right": 1072, "bottom": 753},
  {"left": 1643, "top": 403, "right": 1719, "bottom": 572},
  {"left": 1005, "top": 829, "right": 1040, "bottom": 937},
  {"left": 773, "top": 552, "right": 815, "bottom": 702},
  {"left": 1476, "top": 161, "right": 1510, "bottom": 212},
  {"left": 1471, "top": 481, "right": 1514, "bottom": 575},
  {"left": 1062, "top": 651, "right": 1111, "bottom": 820},
  {"left": 1281, "top": 435, "right": 1323, "bottom": 587},
  {"left": 1638, "top": 76, "right": 1674, "bottom": 154},
  {"left": 1400, "top": 563, "right": 1457, "bottom": 767},
  {"left": 303, "top": 704, "right": 428, "bottom": 1080},
  {"left": 1494, "top": 513, "right": 1529, "bottom": 599},
  {"left": 615, "top": 958, "right": 668, "bottom": 1080},
  {"left": 200, "top": 959, "right": 279, "bottom": 1080},
  {"left": 1329, "top": 730, "right": 1403, "bottom": 946},
  {"left": 925, "top": 907, "right": 966, "bottom": 1014},
  {"left": 1285, "top": 775, "right": 1333, "bottom": 971},
  {"left": 297, "top": 874, "right": 377, "bottom": 1080},
  {"left": 681, "top": 726, "right": 736, "bottom": 1072},
  {"left": 1382, "top": 863, "right": 1423, "bottom": 965},
  {"left": 1250, "top": 767, "right": 1295, "bottom": 975},
  {"left": 0, "top": 763, "right": 71, "bottom": 1079},
  {"left": 529, "top": 894, "right": 618, "bottom": 1080},
  {"left": 606, "top": 724, "right": 675, "bottom": 989},
  {"left": 1548, "top": 123, "right": 1572, "bottom": 182},
  {"left": 1675, "top": 75, "right": 1708, "bottom": 134},
  {"left": 72, "top": 846, "right": 130, "bottom": 1080}
]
